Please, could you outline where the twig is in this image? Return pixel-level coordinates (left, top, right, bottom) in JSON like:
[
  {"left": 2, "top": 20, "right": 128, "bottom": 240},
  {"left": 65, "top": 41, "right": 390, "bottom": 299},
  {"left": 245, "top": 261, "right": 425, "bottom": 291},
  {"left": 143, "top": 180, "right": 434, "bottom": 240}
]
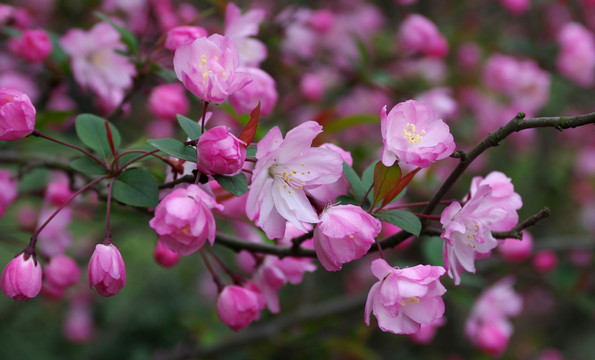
[{"left": 492, "top": 207, "right": 551, "bottom": 239}]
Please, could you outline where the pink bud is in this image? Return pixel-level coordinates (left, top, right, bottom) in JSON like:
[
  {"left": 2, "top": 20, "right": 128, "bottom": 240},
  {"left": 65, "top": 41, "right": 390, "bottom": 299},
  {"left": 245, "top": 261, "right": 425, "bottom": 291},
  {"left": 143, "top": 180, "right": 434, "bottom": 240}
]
[
  {"left": 397, "top": 14, "right": 448, "bottom": 58},
  {"left": 533, "top": 250, "right": 558, "bottom": 273},
  {"left": 476, "top": 322, "right": 510, "bottom": 357},
  {"left": 216, "top": 283, "right": 266, "bottom": 331},
  {"left": 308, "top": 9, "right": 335, "bottom": 33},
  {"left": 498, "top": 230, "right": 533, "bottom": 262},
  {"left": 0, "top": 87, "right": 36, "bottom": 141},
  {"left": 0, "top": 170, "right": 17, "bottom": 218},
  {"left": 147, "top": 83, "right": 189, "bottom": 121},
  {"left": 197, "top": 126, "right": 247, "bottom": 176},
  {"left": 165, "top": 26, "right": 208, "bottom": 51},
  {"left": 7, "top": 29, "right": 52, "bottom": 63},
  {"left": 44, "top": 254, "right": 80, "bottom": 289},
  {"left": 63, "top": 303, "right": 95, "bottom": 342},
  {"left": 16, "top": 204, "right": 37, "bottom": 231},
  {"left": 300, "top": 73, "right": 325, "bottom": 101},
  {"left": 46, "top": 180, "right": 73, "bottom": 207},
  {"left": 153, "top": 240, "right": 180, "bottom": 268},
  {"left": 88, "top": 243, "right": 126, "bottom": 297},
  {"left": 1, "top": 253, "right": 42, "bottom": 301}
]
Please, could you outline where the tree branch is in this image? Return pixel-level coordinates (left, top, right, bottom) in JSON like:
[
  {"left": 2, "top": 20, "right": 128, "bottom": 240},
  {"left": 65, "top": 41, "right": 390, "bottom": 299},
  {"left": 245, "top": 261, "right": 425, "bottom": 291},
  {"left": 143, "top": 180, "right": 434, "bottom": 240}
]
[{"left": 492, "top": 207, "right": 551, "bottom": 239}]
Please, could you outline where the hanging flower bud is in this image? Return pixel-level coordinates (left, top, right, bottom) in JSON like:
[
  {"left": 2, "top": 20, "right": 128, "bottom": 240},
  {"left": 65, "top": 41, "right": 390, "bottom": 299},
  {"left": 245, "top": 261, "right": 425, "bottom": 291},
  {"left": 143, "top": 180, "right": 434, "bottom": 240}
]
[
  {"left": 0, "top": 87, "right": 36, "bottom": 141},
  {"left": 1, "top": 253, "right": 42, "bottom": 301},
  {"left": 196, "top": 126, "right": 247, "bottom": 176},
  {"left": 216, "top": 282, "right": 266, "bottom": 331},
  {"left": 88, "top": 243, "right": 126, "bottom": 297},
  {"left": 153, "top": 240, "right": 180, "bottom": 268}
]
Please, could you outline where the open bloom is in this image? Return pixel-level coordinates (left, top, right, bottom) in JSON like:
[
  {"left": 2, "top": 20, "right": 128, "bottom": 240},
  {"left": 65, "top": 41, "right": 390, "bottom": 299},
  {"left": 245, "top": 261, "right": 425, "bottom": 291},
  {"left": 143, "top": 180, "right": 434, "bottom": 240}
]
[
  {"left": 228, "top": 67, "right": 278, "bottom": 116},
  {"left": 88, "top": 243, "right": 126, "bottom": 297},
  {"left": 224, "top": 2, "right": 267, "bottom": 67},
  {"left": 196, "top": 126, "right": 246, "bottom": 176},
  {"left": 365, "top": 259, "right": 447, "bottom": 334},
  {"left": 217, "top": 282, "right": 266, "bottom": 331},
  {"left": 246, "top": 121, "right": 343, "bottom": 239},
  {"left": 313, "top": 204, "right": 381, "bottom": 272},
  {"left": 1, "top": 253, "right": 42, "bottom": 301},
  {"left": 0, "top": 87, "right": 36, "bottom": 141},
  {"left": 381, "top": 100, "right": 455, "bottom": 168},
  {"left": 149, "top": 184, "right": 223, "bottom": 255},
  {"left": 556, "top": 22, "right": 595, "bottom": 87},
  {"left": 173, "top": 33, "right": 251, "bottom": 104}
]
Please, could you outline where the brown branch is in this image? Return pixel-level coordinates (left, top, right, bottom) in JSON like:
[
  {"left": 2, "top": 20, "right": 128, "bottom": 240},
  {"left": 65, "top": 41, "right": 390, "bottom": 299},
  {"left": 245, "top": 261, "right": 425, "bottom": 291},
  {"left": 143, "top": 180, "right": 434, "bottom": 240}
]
[{"left": 492, "top": 207, "right": 551, "bottom": 239}]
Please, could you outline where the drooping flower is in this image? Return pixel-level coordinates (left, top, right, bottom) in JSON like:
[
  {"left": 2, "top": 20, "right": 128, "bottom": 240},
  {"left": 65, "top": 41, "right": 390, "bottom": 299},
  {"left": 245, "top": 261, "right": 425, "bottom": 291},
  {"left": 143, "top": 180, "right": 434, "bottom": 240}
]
[
  {"left": 245, "top": 121, "right": 343, "bottom": 239},
  {"left": 173, "top": 33, "right": 251, "bottom": 104},
  {"left": 313, "top": 204, "right": 381, "bottom": 272},
  {"left": 88, "top": 243, "right": 126, "bottom": 297},
  {"left": 149, "top": 184, "right": 223, "bottom": 255},
  {"left": 440, "top": 172, "right": 522, "bottom": 285},
  {"left": 196, "top": 126, "right": 247, "bottom": 176},
  {"left": 60, "top": 22, "right": 136, "bottom": 113},
  {"left": 153, "top": 240, "right": 180, "bottom": 268},
  {"left": 381, "top": 100, "right": 455, "bottom": 168},
  {"left": 216, "top": 282, "right": 266, "bottom": 331},
  {"left": 1, "top": 253, "right": 42, "bottom": 301},
  {"left": 365, "top": 259, "right": 447, "bottom": 334},
  {"left": 0, "top": 87, "right": 36, "bottom": 141}
]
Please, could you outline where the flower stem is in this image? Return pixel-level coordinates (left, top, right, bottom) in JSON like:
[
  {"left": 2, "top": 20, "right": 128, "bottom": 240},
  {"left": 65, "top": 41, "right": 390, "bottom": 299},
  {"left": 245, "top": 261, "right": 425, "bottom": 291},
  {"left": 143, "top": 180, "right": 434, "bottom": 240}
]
[
  {"left": 201, "top": 101, "right": 210, "bottom": 134},
  {"left": 200, "top": 249, "right": 224, "bottom": 292},
  {"left": 31, "top": 130, "right": 107, "bottom": 170}
]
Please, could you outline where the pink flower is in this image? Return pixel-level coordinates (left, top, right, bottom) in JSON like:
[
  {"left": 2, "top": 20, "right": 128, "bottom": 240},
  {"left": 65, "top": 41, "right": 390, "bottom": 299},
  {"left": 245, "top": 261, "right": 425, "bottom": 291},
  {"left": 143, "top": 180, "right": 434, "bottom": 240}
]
[
  {"left": 308, "top": 9, "right": 335, "bottom": 33},
  {"left": 149, "top": 184, "right": 223, "bottom": 255},
  {"left": 63, "top": 296, "right": 95, "bottom": 342},
  {"left": 441, "top": 173, "right": 522, "bottom": 285},
  {"left": 197, "top": 126, "right": 247, "bottom": 176},
  {"left": 216, "top": 282, "right": 266, "bottom": 331},
  {"left": 556, "top": 22, "right": 595, "bottom": 87},
  {"left": 465, "top": 278, "right": 522, "bottom": 357},
  {"left": 408, "top": 317, "right": 446, "bottom": 344},
  {"left": 365, "top": 259, "right": 447, "bottom": 334},
  {"left": 88, "top": 243, "right": 126, "bottom": 297},
  {"left": 44, "top": 254, "right": 80, "bottom": 289},
  {"left": 532, "top": 250, "right": 558, "bottom": 273},
  {"left": 7, "top": 29, "right": 52, "bottom": 63},
  {"left": 229, "top": 67, "right": 278, "bottom": 116},
  {"left": 164, "top": 25, "right": 208, "bottom": 51},
  {"left": 1, "top": 253, "right": 42, "bottom": 301},
  {"left": 381, "top": 100, "right": 455, "bottom": 168},
  {"left": 305, "top": 143, "right": 352, "bottom": 206},
  {"left": 0, "top": 170, "right": 17, "bottom": 218},
  {"left": 224, "top": 3, "right": 267, "bottom": 67},
  {"left": 313, "top": 204, "right": 381, "bottom": 272},
  {"left": 147, "top": 83, "right": 189, "bottom": 121},
  {"left": 153, "top": 240, "right": 180, "bottom": 268},
  {"left": 300, "top": 73, "right": 325, "bottom": 101},
  {"left": 246, "top": 121, "right": 343, "bottom": 239},
  {"left": 498, "top": 230, "right": 533, "bottom": 262},
  {"left": 37, "top": 206, "right": 72, "bottom": 258},
  {"left": 500, "top": 0, "right": 530, "bottom": 15},
  {"left": 415, "top": 87, "right": 457, "bottom": 120},
  {"left": 0, "top": 87, "right": 36, "bottom": 141},
  {"left": 397, "top": 14, "right": 448, "bottom": 58},
  {"left": 173, "top": 34, "right": 251, "bottom": 104},
  {"left": 45, "top": 178, "right": 73, "bottom": 207},
  {"left": 60, "top": 22, "right": 136, "bottom": 113}
]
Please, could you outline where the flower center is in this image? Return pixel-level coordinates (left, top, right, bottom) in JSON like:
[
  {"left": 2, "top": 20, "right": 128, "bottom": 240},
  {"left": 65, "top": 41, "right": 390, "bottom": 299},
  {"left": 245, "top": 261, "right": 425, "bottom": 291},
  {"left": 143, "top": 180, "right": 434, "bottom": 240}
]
[
  {"left": 198, "top": 55, "right": 227, "bottom": 84},
  {"left": 465, "top": 221, "right": 480, "bottom": 248},
  {"left": 401, "top": 296, "right": 420, "bottom": 307},
  {"left": 402, "top": 123, "right": 425, "bottom": 145},
  {"left": 269, "top": 162, "right": 310, "bottom": 195}
]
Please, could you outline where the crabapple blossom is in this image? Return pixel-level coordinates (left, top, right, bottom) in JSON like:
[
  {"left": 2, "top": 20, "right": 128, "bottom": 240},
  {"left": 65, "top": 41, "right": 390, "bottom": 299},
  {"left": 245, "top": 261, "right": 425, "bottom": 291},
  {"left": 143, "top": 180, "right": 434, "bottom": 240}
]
[
  {"left": 149, "top": 184, "right": 223, "bottom": 255},
  {"left": 415, "top": 87, "right": 458, "bottom": 120},
  {"left": 533, "top": 250, "right": 558, "bottom": 273},
  {"left": 397, "top": 14, "right": 448, "bottom": 58},
  {"left": 381, "top": 100, "right": 455, "bottom": 168},
  {"left": 173, "top": 34, "right": 251, "bottom": 104},
  {"left": 365, "top": 259, "right": 447, "bottom": 334},
  {"left": 224, "top": 2, "right": 267, "bottom": 67},
  {"left": 228, "top": 67, "right": 278, "bottom": 116},
  {"left": 59, "top": 22, "right": 136, "bottom": 113},
  {"left": 88, "top": 243, "right": 126, "bottom": 297},
  {"left": 1, "top": 253, "right": 42, "bottom": 301},
  {"left": 196, "top": 126, "right": 246, "bottom": 176},
  {"left": 147, "top": 83, "right": 189, "bottom": 121},
  {"left": 245, "top": 121, "right": 343, "bottom": 239},
  {"left": 153, "top": 240, "right": 180, "bottom": 268},
  {"left": 305, "top": 143, "right": 352, "bottom": 206},
  {"left": 408, "top": 317, "right": 446, "bottom": 344},
  {"left": 216, "top": 282, "right": 266, "bottom": 331},
  {"left": 164, "top": 26, "right": 208, "bottom": 51},
  {"left": 37, "top": 206, "right": 73, "bottom": 257},
  {"left": 313, "top": 204, "right": 381, "bottom": 272},
  {"left": 556, "top": 22, "right": 595, "bottom": 87},
  {"left": 0, "top": 87, "right": 36, "bottom": 141},
  {"left": 0, "top": 170, "right": 17, "bottom": 218},
  {"left": 44, "top": 254, "right": 80, "bottom": 289},
  {"left": 7, "top": 29, "right": 52, "bottom": 63},
  {"left": 498, "top": 230, "right": 533, "bottom": 262}
]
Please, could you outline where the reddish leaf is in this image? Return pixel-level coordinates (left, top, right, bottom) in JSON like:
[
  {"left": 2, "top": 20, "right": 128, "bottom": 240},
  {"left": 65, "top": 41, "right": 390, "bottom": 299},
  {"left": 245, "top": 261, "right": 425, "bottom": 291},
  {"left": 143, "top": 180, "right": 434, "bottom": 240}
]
[
  {"left": 238, "top": 102, "right": 260, "bottom": 146},
  {"left": 372, "top": 161, "right": 402, "bottom": 208},
  {"left": 381, "top": 167, "right": 422, "bottom": 207}
]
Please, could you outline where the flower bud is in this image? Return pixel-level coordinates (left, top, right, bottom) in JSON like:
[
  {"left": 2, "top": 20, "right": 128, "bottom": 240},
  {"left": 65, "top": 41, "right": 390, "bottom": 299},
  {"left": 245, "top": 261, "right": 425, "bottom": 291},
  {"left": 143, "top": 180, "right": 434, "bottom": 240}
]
[
  {"left": 7, "top": 29, "right": 52, "bottom": 63},
  {"left": 1, "top": 253, "right": 42, "bottom": 301},
  {"left": 45, "top": 254, "right": 80, "bottom": 289},
  {"left": 0, "top": 87, "right": 36, "bottom": 141},
  {"left": 216, "top": 282, "right": 266, "bottom": 331},
  {"left": 533, "top": 250, "right": 558, "bottom": 273},
  {"left": 88, "top": 243, "right": 126, "bottom": 297},
  {"left": 397, "top": 14, "right": 448, "bottom": 58},
  {"left": 153, "top": 240, "right": 180, "bottom": 268},
  {"left": 164, "top": 26, "right": 208, "bottom": 51},
  {"left": 498, "top": 230, "right": 533, "bottom": 262},
  {"left": 197, "top": 126, "right": 247, "bottom": 176},
  {"left": 147, "top": 83, "right": 189, "bottom": 121},
  {"left": 476, "top": 321, "right": 510, "bottom": 357}
]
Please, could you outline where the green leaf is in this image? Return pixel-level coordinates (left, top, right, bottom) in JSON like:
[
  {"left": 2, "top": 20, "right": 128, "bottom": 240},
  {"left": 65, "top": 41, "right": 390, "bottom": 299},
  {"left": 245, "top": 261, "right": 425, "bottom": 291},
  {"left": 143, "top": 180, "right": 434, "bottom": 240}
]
[
  {"left": 75, "top": 114, "right": 121, "bottom": 159},
  {"left": 374, "top": 210, "right": 422, "bottom": 236},
  {"left": 421, "top": 236, "right": 444, "bottom": 266},
  {"left": 372, "top": 161, "right": 402, "bottom": 208},
  {"left": 336, "top": 195, "right": 358, "bottom": 205},
  {"left": 112, "top": 168, "right": 159, "bottom": 207},
  {"left": 213, "top": 173, "right": 248, "bottom": 196},
  {"left": 177, "top": 115, "right": 202, "bottom": 140},
  {"left": 70, "top": 157, "right": 107, "bottom": 175},
  {"left": 246, "top": 146, "right": 257, "bottom": 158},
  {"left": 94, "top": 12, "right": 138, "bottom": 55},
  {"left": 323, "top": 114, "right": 378, "bottom": 134},
  {"left": 361, "top": 162, "right": 375, "bottom": 200},
  {"left": 343, "top": 162, "right": 365, "bottom": 201},
  {"left": 147, "top": 138, "right": 197, "bottom": 162}
]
